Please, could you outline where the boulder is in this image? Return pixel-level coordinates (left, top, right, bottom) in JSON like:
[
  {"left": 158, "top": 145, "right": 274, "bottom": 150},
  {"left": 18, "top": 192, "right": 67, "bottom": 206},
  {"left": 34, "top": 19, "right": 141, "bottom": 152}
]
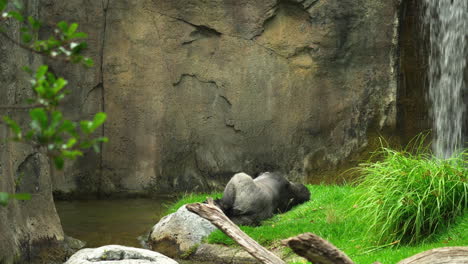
[
  {"left": 148, "top": 205, "right": 217, "bottom": 258},
  {"left": 64, "top": 245, "right": 178, "bottom": 264}
]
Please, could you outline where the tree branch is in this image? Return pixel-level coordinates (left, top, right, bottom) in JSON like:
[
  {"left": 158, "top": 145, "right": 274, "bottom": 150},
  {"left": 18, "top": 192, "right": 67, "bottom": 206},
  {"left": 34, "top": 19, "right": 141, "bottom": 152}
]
[
  {"left": 0, "top": 31, "right": 44, "bottom": 56},
  {"left": 282, "top": 233, "right": 355, "bottom": 264},
  {"left": 0, "top": 30, "right": 73, "bottom": 63},
  {"left": 0, "top": 104, "right": 42, "bottom": 110},
  {"left": 186, "top": 198, "right": 285, "bottom": 264}
]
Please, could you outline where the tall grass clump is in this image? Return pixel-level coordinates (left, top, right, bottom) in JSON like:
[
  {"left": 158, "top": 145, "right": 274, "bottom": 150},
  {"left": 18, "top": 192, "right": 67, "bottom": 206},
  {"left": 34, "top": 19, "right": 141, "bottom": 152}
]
[{"left": 352, "top": 137, "right": 467, "bottom": 245}]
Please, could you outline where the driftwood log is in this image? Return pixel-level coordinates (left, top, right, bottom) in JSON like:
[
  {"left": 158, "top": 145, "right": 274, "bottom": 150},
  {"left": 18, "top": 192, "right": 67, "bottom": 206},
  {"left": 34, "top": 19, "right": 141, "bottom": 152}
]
[
  {"left": 187, "top": 198, "right": 468, "bottom": 264},
  {"left": 282, "top": 233, "right": 354, "bottom": 264},
  {"left": 186, "top": 198, "right": 285, "bottom": 264},
  {"left": 396, "top": 246, "right": 468, "bottom": 264}
]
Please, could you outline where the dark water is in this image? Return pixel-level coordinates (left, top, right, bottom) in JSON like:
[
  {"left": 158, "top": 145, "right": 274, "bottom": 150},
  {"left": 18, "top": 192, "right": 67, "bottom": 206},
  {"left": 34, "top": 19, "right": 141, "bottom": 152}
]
[{"left": 55, "top": 198, "right": 174, "bottom": 248}]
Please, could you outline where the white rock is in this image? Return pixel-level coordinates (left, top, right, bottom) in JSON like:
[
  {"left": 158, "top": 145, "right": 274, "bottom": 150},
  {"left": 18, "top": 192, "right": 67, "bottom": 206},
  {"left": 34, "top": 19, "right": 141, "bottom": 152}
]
[
  {"left": 65, "top": 245, "right": 178, "bottom": 264},
  {"left": 148, "top": 205, "right": 217, "bottom": 257}
]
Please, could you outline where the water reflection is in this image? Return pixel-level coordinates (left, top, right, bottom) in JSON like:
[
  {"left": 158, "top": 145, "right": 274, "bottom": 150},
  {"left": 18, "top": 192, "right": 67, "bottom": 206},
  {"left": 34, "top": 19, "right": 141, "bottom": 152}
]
[{"left": 56, "top": 198, "right": 174, "bottom": 248}]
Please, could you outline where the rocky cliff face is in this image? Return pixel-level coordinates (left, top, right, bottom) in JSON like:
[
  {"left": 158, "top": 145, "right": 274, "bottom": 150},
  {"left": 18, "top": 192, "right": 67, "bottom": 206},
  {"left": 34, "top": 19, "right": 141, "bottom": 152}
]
[
  {"left": 0, "top": 1, "right": 64, "bottom": 262},
  {"left": 0, "top": 0, "right": 404, "bottom": 261},
  {"left": 5, "top": 0, "right": 402, "bottom": 196}
]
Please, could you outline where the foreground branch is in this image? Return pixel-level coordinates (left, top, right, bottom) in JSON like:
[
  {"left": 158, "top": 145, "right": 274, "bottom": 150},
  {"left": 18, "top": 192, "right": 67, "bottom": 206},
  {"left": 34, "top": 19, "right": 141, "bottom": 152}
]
[
  {"left": 186, "top": 198, "right": 285, "bottom": 264},
  {"left": 0, "top": 104, "right": 42, "bottom": 110},
  {"left": 396, "top": 246, "right": 468, "bottom": 264},
  {"left": 282, "top": 233, "right": 354, "bottom": 264}
]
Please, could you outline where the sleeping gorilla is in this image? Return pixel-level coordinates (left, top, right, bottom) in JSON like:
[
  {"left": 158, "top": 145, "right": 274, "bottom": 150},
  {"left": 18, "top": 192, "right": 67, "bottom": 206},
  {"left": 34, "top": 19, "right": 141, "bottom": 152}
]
[{"left": 215, "top": 172, "right": 310, "bottom": 226}]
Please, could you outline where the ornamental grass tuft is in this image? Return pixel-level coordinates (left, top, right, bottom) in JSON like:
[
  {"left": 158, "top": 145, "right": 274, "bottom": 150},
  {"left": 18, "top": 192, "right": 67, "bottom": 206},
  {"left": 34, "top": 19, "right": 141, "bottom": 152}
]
[{"left": 352, "top": 137, "right": 467, "bottom": 245}]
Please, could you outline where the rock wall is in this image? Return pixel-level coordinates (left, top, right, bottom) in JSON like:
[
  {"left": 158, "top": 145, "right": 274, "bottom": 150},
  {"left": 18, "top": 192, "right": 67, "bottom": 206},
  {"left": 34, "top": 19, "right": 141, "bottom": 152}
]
[
  {"left": 0, "top": 0, "right": 405, "bottom": 261},
  {"left": 397, "top": 0, "right": 430, "bottom": 144},
  {"left": 38, "top": 0, "right": 403, "bottom": 194},
  {"left": 0, "top": 1, "right": 64, "bottom": 262}
]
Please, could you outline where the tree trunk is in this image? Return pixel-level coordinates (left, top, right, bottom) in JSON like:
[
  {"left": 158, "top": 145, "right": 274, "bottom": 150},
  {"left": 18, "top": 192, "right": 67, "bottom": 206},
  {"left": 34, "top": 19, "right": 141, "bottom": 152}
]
[{"left": 186, "top": 199, "right": 285, "bottom": 264}]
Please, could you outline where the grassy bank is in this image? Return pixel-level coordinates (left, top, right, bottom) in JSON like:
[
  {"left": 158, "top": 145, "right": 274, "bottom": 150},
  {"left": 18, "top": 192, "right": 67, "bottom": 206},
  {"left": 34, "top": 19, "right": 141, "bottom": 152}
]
[{"left": 166, "top": 185, "right": 467, "bottom": 264}]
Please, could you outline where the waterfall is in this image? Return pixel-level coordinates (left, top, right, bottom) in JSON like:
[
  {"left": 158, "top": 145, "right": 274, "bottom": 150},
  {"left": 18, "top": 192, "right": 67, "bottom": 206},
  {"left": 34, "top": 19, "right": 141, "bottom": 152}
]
[{"left": 423, "top": 0, "right": 467, "bottom": 158}]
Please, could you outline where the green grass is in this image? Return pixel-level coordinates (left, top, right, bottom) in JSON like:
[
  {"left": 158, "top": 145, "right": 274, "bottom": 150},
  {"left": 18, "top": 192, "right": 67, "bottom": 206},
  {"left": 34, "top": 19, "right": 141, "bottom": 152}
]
[
  {"left": 164, "top": 192, "right": 222, "bottom": 215},
  {"left": 166, "top": 185, "right": 467, "bottom": 264},
  {"left": 352, "top": 146, "right": 467, "bottom": 245}
]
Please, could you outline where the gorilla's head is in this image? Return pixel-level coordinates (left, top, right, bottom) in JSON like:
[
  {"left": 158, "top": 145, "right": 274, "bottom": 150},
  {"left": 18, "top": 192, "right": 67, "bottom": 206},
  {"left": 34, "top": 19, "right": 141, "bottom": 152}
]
[{"left": 288, "top": 182, "right": 311, "bottom": 206}]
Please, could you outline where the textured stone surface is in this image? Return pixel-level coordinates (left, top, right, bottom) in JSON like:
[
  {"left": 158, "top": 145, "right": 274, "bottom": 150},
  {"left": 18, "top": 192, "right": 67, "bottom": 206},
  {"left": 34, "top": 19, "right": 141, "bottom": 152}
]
[
  {"left": 191, "top": 244, "right": 260, "bottom": 264},
  {"left": 38, "top": 0, "right": 108, "bottom": 194},
  {"left": 0, "top": 1, "right": 64, "bottom": 263},
  {"left": 0, "top": 0, "right": 406, "bottom": 261},
  {"left": 65, "top": 245, "right": 179, "bottom": 264},
  {"left": 148, "top": 205, "right": 217, "bottom": 258},
  {"left": 5, "top": 0, "right": 402, "bottom": 195},
  {"left": 38, "top": 0, "right": 402, "bottom": 194}
]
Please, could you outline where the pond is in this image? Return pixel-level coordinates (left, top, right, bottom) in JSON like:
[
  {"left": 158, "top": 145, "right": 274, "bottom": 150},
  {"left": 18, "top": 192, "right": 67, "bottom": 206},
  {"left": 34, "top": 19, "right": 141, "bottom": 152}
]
[{"left": 55, "top": 198, "right": 174, "bottom": 248}]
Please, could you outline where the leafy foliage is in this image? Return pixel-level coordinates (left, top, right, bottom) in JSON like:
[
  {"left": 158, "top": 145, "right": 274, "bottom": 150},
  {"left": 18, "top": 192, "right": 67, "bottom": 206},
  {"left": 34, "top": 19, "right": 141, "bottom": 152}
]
[
  {"left": 351, "top": 138, "right": 467, "bottom": 245},
  {"left": 0, "top": 1, "right": 93, "bottom": 66},
  {"left": 0, "top": 0, "right": 107, "bottom": 205}
]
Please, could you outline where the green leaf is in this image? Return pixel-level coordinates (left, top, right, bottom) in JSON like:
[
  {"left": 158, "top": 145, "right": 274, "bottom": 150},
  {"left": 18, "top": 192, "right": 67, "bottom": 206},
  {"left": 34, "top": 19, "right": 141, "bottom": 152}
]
[
  {"left": 96, "top": 136, "right": 109, "bottom": 143},
  {"left": 79, "top": 121, "right": 92, "bottom": 134},
  {"left": 50, "top": 111, "right": 62, "bottom": 128},
  {"left": 79, "top": 140, "right": 93, "bottom": 149},
  {"left": 57, "top": 21, "right": 68, "bottom": 33},
  {"left": 53, "top": 156, "right": 64, "bottom": 169},
  {"left": 27, "top": 16, "right": 41, "bottom": 30},
  {"left": 64, "top": 138, "right": 77, "bottom": 148},
  {"left": 83, "top": 57, "right": 94, "bottom": 67},
  {"left": 34, "top": 84, "right": 45, "bottom": 95},
  {"left": 2, "top": 116, "right": 21, "bottom": 137},
  {"left": 58, "top": 120, "right": 77, "bottom": 135},
  {"left": 29, "top": 108, "right": 48, "bottom": 129},
  {"left": 22, "top": 66, "right": 32, "bottom": 74},
  {"left": 12, "top": 0, "right": 22, "bottom": 10},
  {"left": 7, "top": 11, "right": 23, "bottom": 21},
  {"left": 70, "top": 42, "right": 87, "bottom": 54},
  {"left": 35, "top": 65, "right": 48, "bottom": 80},
  {"left": 89, "top": 112, "right": 106, "bottom": 132},
  {"left": 0, "top": 192, "right": 9, "bottom": 206},
  {"left": 71, "top": 32, "right": 87, "bottom": 39},
  {"left": 21, "top": 32, "right": 32, "bottom": 43},
  {"left": 52, "top": 78, "right": 67, "bottom": 93},
  {"left": 68, "top": 23, "right": 78, "bottom": 35},
  {"left": 10, "top": 193, "right": 31, "bottom": 201},
  {"left": 93, "top": 143, "right": 100, "bottom": 153},
  {"left": 25, "top": 130, "right": 34, "bottom": 140},
  {"left": 0, "top": 0, "right": 7, "bottom": 12},
  {"left": 46, "top": 72, "right": 56, "bottom": 83},
  {"left": 62, "top": 150, "right": 82, "bottom": 159}
]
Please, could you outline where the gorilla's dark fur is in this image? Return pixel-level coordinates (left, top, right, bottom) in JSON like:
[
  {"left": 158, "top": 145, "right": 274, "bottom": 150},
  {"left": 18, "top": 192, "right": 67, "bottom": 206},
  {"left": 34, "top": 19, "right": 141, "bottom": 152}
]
[{"left": 215, "top": 172, "right": 310, "bottom": 226}]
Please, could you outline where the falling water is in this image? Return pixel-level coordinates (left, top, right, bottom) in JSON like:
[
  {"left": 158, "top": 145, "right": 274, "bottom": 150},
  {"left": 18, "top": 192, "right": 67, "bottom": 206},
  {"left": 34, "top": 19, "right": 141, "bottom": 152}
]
[{"left": 423, "top": 0, "right": 468, "bottom": 158}]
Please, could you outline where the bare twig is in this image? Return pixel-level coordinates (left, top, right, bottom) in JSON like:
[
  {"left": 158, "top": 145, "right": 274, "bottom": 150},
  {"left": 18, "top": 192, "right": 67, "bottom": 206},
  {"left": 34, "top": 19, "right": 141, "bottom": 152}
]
[
  {"left": 0, "top": 104, "right": 42, "bottom": 110},
  {"left": 0, "top": 31, "right": 44, "bottom": 56}
]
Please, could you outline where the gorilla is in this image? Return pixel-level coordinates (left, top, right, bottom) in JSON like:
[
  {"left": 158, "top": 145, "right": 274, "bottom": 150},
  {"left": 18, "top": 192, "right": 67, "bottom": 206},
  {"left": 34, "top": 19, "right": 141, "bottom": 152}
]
[{"left": 215, "top": 172, "right": 310, "bottom": 226}]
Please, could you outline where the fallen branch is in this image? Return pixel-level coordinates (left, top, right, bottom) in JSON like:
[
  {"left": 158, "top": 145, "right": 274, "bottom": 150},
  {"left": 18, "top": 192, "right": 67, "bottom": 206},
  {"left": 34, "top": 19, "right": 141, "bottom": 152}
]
[
  {"left": 282, "top": 233, "right": 354, "bottom": 264},
  {"left": 396, "top": 246, "right": 468, "bottom": 264},
  {"left": 186, "top": 198, "right": 285, "bottom": 264}
]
